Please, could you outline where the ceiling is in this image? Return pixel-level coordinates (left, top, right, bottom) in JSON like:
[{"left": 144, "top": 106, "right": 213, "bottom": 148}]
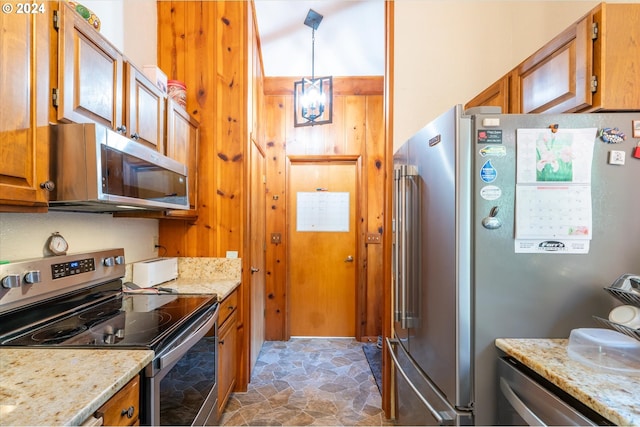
[{"left": 253, "top": 0, "right": 385, "bottom": 77}]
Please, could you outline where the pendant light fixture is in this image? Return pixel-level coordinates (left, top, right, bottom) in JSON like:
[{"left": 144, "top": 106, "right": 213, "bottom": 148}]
[{"left": 294, "top": 9, "right": 333, "bottom": 127}]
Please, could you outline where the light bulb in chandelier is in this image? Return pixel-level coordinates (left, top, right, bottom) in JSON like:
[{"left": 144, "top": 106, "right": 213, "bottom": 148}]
[{"left": 293, "top": 9, "right": 333, "bottom": 127}]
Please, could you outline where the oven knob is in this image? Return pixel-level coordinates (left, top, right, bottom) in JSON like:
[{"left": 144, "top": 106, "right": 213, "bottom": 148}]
[
  {"left": 114, "top": 255, "right": 125, "bottom": 265},
  {"left": 1, "top": 274, "right": 21, "bottom": 288},
  {"left": 115, "top": 328, "right": 125, "bottom": 338},
  {"left": 23, "top": 270, "right": 41, "bottom": 285},
  {"left": 103, "top": 257, "right": 115, "bottom": 267},
  {"left": 104, "top": 333, "right": 116, "bottom": 344}
]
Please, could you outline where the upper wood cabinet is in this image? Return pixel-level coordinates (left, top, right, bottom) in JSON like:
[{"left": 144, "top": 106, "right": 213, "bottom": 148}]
[
  {"left": 466, "top": 2, "right": 640, "bottom": 113},
  {"left": 165, "top": 99, "right": 200, "bottom": 218},
  {"left": 124, "top": 62, "right": 166, "bottom": 151},
  {"left": 465, "top": 71, "right": 518, "bottom": 114},
  {"left": 56, "top": 1, "right": 124, "bottom": 129},
  {"left": 56, "top": 1, "right": 166, "bottom": 150},
  {"left": 0, "top": 5, "right": 51, "bottom": 212}
]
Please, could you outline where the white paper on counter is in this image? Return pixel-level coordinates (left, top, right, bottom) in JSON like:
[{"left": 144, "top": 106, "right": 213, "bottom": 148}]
[{"left": 514, "top": 128, "right": 597, "bottom": 254}]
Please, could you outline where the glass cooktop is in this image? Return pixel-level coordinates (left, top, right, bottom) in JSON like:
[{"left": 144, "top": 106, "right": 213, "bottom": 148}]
[{"left": 0, "top": 288, "right": 217, "bottom": 349}]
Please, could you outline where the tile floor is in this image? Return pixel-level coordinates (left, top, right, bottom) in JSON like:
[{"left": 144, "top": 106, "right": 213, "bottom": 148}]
[{"left": 220, "top": 338, "right": 395, "bottom": 426}]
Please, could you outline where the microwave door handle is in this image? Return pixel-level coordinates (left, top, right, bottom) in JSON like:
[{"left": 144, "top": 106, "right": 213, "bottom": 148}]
[
  {"left": 158, "top": 306, "right": 219, "bottom": 370},
  {"left": 499, "top": 377, "right": 547, "bottom": 426}
]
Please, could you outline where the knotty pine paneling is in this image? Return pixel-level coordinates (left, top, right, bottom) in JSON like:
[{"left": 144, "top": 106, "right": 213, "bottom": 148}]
[
  {"left": 263, "top": 77, "right": 385, "bottom": 340},
  {"left": 158, "top": 1, "right": 247, "bottom": 258}
]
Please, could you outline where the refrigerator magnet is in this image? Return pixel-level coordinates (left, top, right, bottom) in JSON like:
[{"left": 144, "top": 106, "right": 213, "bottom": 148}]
[
  {"left": 480, "top": 185, "right": 502, "bottom": 201},
  {"left": 479, "top": 145, "right": 507, "bottom": 157},
  {"left": 477, "top": 129, "right": 503, "bottom": 144},
  {"left": 632, "top": 120, "right": 640, "bottom": 138},
  {"left": 599, "top": 127, "right": 626, "bottom": 143},
  {"left": 480, "top": 160, "right": 498, "bottom": 183}
]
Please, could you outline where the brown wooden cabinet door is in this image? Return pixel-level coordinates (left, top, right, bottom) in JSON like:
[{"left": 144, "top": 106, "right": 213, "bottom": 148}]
[
  {"left": 125, "top": 62, "right": 166, "bottom": 151},
  {"left": 165, "top": 99, "right": 199, "bottom": 215},
  {"left": 0, "top": 5, "right": 50, "bottom": 211},
  {"left": 465, "top": 73, "right": 515, "bottom": 113},
  {"left": 217, "top": 309, "right": 237, "bottom": 418},
  {"left": 57, "top": 1, "right": 124, "bottom": 130},
  {"left": 516, "top": 14, "right": 592, "bottom": 114}
]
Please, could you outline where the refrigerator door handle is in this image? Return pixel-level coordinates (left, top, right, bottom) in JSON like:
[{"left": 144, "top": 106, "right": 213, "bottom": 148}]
[
  {"left": 499, "top": 377, "right": 547, "bottom": 426},
  {"left": 387, "top": 338, "right": 456, "bottom": 426},
  {"left": 394, "top": 165, "right": 418, "bottom": 329},
  {"left": 394, "top": 166, "right": 407, "bottom": 326}
]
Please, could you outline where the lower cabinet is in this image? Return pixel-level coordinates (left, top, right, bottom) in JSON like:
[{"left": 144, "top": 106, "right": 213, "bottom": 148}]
[
  {"left": 217, "top": 289, "right": 239, "bottom": 419},
  {"left": 85, "top": 375, "right": 140, "bottom": 426}
]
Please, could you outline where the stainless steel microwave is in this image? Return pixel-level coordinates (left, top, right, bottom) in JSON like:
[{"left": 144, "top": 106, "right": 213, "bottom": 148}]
[{"left": 49, "top": 123, "right": 189, "bottom": 212}]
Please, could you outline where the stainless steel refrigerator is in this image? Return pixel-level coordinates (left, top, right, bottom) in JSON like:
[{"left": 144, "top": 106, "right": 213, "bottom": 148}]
[{"left": 389, "top": 105, "right": 640, "bottom": 425}]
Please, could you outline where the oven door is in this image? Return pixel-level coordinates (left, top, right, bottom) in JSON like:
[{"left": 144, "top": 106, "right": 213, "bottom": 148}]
[{"left": 143, "top": 303, "right": 219, "bottom": 426}]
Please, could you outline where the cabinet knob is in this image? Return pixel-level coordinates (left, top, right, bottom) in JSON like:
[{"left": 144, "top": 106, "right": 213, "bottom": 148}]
[
  {"left": 131, "top": 132, "right": 140, "bottom": 140},
  {"left": 121, "top": 406, "right": 135, "bottom": 419},
  {"left": 116, "top": 125, "right": 127, "bottom": 134},
  {"left": 40, "top": 181, "right": 55, "bottom": 191}
]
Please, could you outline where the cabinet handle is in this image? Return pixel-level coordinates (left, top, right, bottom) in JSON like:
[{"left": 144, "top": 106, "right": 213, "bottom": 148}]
[
  {"left": 219, "top": 339, "right": 225, "bottom": 345},
  {"left": 121, "top": 406, "right": 135, "bottom": 419},
  {"left": 40, "top": 181, "right": 55, "bottom": 191}
]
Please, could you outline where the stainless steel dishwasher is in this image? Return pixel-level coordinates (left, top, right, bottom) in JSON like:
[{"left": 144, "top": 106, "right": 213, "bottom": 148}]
[{"left": 497, "top": 357, "right": 614, "bottom": 426}]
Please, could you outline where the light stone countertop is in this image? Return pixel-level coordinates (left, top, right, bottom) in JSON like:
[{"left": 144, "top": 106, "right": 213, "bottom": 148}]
[
  {"left": 160, "top": 256, "right": 241, "bottom": 300},
  {"left": 0, "top": 348, "right": 153, "bottom": 426},
  {"left": 496, "top": 338, "right": 640, "bottom": 426},
  {"left": 160, "top": 278, "right": 240, "bottom": 300}
]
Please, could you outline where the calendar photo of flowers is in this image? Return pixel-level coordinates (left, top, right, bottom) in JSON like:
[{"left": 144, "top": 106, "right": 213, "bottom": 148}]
[{"left": 535, "top": 132, "right": 574, "bottom": 182}]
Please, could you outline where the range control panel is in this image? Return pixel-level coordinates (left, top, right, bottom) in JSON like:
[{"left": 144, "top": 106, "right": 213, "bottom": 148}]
[
  {"left": 0, "top": 248, "right": 125, "bottom": 314},
  {"left": 51, "top": 258, "right": 96, "bottom": 279}
]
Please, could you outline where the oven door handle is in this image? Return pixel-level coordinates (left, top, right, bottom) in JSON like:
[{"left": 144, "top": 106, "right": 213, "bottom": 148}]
[{"left": 158, "top": 305, "right": 219, "bottom": 370}]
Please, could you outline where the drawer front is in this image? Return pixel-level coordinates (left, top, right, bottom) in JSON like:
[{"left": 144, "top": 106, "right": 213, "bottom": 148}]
[
  {"left": 97, "top": 376, "right": 140, "bottom": 426},
  {"left": 219, "top": 289, "right": 238, "bottom": 326}
]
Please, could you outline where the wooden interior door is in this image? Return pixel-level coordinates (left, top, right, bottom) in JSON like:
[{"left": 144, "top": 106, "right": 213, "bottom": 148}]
[
  {"left": 249, "top": 141, "right": 266, "bottom": 371},
  {"left": 288, "top": 160, "right": 358, "bottom": 337}
]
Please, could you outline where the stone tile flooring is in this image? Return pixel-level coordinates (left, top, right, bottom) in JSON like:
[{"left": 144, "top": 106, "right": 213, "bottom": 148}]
[{"left": 220, "top": 338, "right": 394, "bottom": 426}]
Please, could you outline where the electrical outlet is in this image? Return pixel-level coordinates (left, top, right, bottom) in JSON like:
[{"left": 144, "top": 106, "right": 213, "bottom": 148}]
[
  {"left": 271, "top": 233, "right": 282, "bottom": 244},
  {"left": 366, "top": 233, "right": 381, "bottom": 244},
  {"left": 153, "top": 235, "right": 159, "bottom": 250}
]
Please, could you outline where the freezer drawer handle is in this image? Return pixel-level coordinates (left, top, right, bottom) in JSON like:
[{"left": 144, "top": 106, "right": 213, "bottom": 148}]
[
  {"left": 386, "top": 338, "right": 455, "bottom": 426},
  {"left": 499, "top": 377, "right": 546, "bottom": 426}
]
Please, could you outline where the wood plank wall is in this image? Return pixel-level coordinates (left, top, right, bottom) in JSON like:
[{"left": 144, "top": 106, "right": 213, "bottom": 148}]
[
  {"left": 263, "top": 77, "right": 386, "bottom": 341},
  {"left": 156, "top": 0, "right": 252, "bottom": 392},
  {"left": 157, "top": 1, "right": 247, "bottom": 258}
]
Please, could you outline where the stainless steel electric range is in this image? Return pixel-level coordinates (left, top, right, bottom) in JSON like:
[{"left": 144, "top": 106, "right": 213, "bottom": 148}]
[{"left": 0, "top": 249, "right": 219, "bottom": 426}]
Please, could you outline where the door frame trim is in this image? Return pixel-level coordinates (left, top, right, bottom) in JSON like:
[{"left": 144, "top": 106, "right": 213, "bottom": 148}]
[{"left": 285, "top": 155, "right": 364, "bottom": 339}]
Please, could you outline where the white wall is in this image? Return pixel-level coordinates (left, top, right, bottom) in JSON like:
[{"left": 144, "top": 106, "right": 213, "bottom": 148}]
[
  {"left": 393, "top": 0, "right": 602, "bottom": 148},
  {"left": 0, "top": 213, "right": 158, "bottom": 262},
  {"left": 82, "top": 0, "right": 157, "bottom": 67}
]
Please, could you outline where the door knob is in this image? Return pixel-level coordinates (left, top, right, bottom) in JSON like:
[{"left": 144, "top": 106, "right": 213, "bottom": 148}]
[
  {"left": 344, "top": 256, "right": 354, "bottom": 262},
  {"left": 250, "top": 267, "right": 260, "bottom": 274}
]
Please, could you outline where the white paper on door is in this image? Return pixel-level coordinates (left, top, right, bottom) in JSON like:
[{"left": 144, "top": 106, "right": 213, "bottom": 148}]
[
  {"left": 296, "top": 192, "right": 350, "bottom": 232},
  {"left": 514, "top": 128, "right": 597, "bottom": 254}
]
